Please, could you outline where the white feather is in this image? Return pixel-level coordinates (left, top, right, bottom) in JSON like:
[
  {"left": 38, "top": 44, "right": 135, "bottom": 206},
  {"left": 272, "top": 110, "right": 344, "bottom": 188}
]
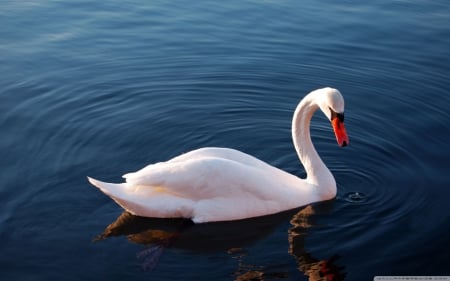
[{"left": 88, "top": 88, "right": 348, "bottom": 223}]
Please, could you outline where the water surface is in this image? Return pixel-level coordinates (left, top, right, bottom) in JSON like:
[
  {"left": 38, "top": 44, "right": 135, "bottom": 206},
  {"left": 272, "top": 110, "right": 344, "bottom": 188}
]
[{"left": 1, "top": 1, "right": 450, "bottom": 280}]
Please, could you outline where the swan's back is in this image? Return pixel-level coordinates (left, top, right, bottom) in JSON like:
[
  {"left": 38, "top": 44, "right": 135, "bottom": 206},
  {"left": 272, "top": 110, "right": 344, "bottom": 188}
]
[{"left": 90, "top": 147, "right": 316, "bottom": 223}]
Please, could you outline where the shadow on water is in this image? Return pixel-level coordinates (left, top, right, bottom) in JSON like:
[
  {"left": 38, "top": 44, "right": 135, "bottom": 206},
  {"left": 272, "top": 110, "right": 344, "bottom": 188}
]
[{"left": 95, "top": 202, "right": 346, "bottom": 280}]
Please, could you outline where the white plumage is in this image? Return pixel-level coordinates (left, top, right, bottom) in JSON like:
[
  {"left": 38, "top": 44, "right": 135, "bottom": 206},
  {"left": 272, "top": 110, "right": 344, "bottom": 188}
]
[{"left": 88, "top": 87, "right": 349, "bottom": 223}]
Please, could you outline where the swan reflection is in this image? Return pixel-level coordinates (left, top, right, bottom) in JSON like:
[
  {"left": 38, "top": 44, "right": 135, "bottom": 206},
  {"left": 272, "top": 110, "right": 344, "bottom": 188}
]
[
  {"left": 289, "top": 205, "right": 347, "bottom": 281},
  {"left": 95, "top": 203, "right": 346, "bottom": 280}
]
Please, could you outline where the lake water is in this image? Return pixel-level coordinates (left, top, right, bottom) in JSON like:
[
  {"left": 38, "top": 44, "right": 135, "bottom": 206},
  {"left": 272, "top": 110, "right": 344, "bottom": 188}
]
[{"left": 1, "top": 1, "right": 450, "bottom": 280}]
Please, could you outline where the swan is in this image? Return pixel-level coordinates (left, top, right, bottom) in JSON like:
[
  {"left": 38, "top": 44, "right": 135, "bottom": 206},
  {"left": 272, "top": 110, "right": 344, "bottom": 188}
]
[{"left": 88, "top": 87, "right": 349, "bottom": 223}]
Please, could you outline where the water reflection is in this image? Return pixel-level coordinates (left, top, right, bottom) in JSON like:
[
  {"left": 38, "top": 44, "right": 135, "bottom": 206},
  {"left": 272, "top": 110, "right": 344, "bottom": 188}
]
[
  {"left": 96, "top": 204, "right": 346, "bottom": 280},
  {"left": 289, "top": 205, "right": 347, "bottom": 281}
]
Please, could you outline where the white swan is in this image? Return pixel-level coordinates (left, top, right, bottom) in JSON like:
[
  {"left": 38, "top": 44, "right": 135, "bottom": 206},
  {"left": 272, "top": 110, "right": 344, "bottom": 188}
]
[{"left": 88, "top": 87, "right": 349, "bottom": 223}]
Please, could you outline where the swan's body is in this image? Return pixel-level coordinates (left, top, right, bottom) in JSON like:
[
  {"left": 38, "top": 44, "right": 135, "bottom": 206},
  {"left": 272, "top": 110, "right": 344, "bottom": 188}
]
[{"left": 88, "top": 87, "right": 349, "bottom": 223}]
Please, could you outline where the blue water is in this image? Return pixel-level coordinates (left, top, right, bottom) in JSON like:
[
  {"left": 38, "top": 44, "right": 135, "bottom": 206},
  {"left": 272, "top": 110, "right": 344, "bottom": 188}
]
[{"left": 1, "top": 1, "right": 450, "bottom": 280}]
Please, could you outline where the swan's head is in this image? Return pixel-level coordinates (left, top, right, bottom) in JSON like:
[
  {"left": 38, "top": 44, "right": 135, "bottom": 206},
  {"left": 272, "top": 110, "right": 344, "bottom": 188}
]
[{"left": 316, "top": 87, "right": 349, "bottom": 147}]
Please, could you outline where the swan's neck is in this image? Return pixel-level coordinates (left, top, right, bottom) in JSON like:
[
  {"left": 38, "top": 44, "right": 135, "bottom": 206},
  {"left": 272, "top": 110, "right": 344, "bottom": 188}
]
[{"left": 292, "top": 92, "right": 336, "bottom": 198}]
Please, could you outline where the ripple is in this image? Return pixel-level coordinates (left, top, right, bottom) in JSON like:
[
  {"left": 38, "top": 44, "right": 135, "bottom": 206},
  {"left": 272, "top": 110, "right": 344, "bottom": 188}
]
[
  {"left": 3, "top": 54, "right": 443, "bottom": 234},
  {"left": 344, "top": 192, "right": 368, "bottom": 204},
  {"left": 1, "top": 0, "right": 450, "bottom": 279},
  {"left": 329, "top": 108, "right": 439, "bottom": 233}
]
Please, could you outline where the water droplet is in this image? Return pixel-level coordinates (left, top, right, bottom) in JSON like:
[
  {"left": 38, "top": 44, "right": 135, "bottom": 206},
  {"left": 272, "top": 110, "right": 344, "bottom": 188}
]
[{"left": 344, "top": 192, "right": 367, "bottom": 203}]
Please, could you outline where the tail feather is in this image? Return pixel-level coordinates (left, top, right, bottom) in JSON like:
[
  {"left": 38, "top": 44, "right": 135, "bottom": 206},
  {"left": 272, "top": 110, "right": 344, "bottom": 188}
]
[
  {"left": 87, "top": 176, "right": 128, "bottom": 198},
  {"left": 87, "top": 176, "right": 193, "bottom": 219},
  {"left": 87, "top": 176, "right": 149, "bottom": 216}
]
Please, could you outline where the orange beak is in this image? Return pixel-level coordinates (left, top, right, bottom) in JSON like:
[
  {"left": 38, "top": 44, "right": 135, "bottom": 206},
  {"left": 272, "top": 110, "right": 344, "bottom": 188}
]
[{"left": 332, "top": 118, "right": 349, "bottom": 147}]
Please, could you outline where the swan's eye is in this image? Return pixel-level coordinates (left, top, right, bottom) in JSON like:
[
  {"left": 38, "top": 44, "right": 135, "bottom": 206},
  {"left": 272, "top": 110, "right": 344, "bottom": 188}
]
[{"left": 329, "top": 107, "right": 344, "bottom": 122}]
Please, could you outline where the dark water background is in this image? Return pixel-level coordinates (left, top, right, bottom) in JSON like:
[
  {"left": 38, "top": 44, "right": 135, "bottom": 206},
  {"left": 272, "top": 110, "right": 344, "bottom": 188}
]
[{"left": 1, "top": 1, "right": 450, "bottom": 280}]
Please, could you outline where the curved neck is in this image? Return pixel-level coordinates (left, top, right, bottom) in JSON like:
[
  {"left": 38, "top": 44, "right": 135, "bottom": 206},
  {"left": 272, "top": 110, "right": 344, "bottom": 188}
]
[{"left": 291, "top": 91, "right": 335, "bottom": 196}]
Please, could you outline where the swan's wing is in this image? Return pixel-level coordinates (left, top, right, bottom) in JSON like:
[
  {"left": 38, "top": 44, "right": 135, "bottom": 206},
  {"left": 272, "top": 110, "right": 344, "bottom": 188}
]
[
  {"left": 122, "top": 156, "right": 281, "bottom": 201},
  {"left": 118, "top": 148, "right": 311, "bottom": 222},
  {"left": 166, "top": 147, "right": 277, "bottom": 171},
  {"left": 87, "top": 148, "right": 317, "bottom": 223}
]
